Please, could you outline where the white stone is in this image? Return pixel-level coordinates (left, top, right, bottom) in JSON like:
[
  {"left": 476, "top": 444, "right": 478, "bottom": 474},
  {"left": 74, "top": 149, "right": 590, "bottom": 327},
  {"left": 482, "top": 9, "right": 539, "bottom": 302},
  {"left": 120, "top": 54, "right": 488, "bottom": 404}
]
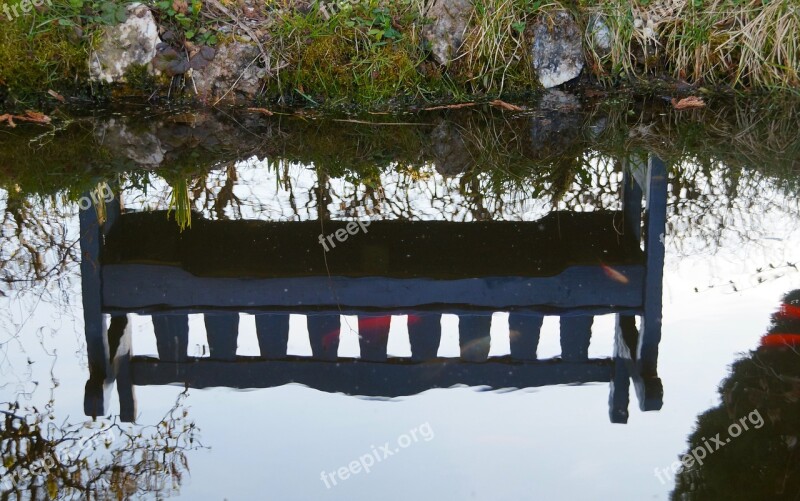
[
  {"left": 89, "top": 3, "right": 162, "bottom": 83},
  {"left": 531, "top": 10, "right": 585, "bottom": 88},
  {"left": 422, "top": 0, "right": 473, "bottom": 66},
  {"left": 587, "top": 14, "right": 612, "bottom": 55}
]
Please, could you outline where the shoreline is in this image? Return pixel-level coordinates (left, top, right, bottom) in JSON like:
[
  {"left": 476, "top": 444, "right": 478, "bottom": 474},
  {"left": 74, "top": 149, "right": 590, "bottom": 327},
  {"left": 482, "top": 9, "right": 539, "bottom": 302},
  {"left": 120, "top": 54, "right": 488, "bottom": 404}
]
[{"left": 1, "top": 0, "right": 799, "bottom": 111}]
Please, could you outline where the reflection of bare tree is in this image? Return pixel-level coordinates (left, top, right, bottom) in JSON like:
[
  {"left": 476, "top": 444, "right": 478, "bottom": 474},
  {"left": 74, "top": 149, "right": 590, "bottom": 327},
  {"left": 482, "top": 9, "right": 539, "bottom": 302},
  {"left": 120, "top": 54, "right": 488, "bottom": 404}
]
[
  {"left": 669, "top": 162, "right": 800, "bottom": 255},
  {"left": 1, "top": 98, "right": 798, "bottom": 293},
  {"left": 189, "top": 164, "right": 244, "bottom": 221},
  {"left": 1, "top": 388, "right": 203, "bottom": 500},
  {"left": 313, "top": 167, "right": 332, "bottom": 222},
  {"left": 0, "top": 194, "right": 78, "bottom": 292},
  {"left": 118, "top": 150, "right": 799, "bottom": 252}
]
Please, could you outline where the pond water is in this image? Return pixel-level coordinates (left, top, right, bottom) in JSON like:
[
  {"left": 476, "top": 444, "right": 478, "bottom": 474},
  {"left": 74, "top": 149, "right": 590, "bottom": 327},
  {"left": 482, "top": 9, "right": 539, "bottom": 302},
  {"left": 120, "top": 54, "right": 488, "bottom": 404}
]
[{"left": 1, "top": 95, "right": 799, "bottom": 500}]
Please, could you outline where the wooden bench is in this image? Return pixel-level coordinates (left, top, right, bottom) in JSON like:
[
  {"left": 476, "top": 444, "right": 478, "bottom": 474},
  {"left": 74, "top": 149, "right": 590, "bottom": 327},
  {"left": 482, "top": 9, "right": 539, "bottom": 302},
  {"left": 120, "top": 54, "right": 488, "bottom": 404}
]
[{"left": 79, "top": 154, "right": 668, "bottom": 424}]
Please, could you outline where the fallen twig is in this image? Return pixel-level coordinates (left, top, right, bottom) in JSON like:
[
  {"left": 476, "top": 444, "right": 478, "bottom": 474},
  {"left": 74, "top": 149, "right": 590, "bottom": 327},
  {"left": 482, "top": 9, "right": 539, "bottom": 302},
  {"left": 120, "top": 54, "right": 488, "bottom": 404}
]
[
  {"left": 331, "top": 118, "right": 431, "bottom": 126},
  {"left": 422, "top": 102, "right": 477, "bottom": 111},
  {"left": 246, "top": 107, "right": 274, "bottom": 116},
  {"left": 489, "top": 99, "right": 524, "bottom": 111}
]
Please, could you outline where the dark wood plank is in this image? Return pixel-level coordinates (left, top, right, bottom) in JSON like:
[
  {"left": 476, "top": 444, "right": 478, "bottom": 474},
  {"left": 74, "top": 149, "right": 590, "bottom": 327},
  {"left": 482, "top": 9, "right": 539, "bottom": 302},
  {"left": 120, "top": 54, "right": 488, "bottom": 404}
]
[
  {"left": 639, "top": 154, "right": 668, "bottom": 378},
  {"left": 358, "top": 315, "right": 391, "bottom": 361},
  {"left": 560, "top": 316, "right": 593, "bottom": 362},
  {"left": 204, "top": 313, "right": 239, "bottom": 360},
  {"left": 109, "top": 315, "right": 136, "bottom": 423},
  {"left": 129, "top": 357, "right": 614, "bottom": 397},
  {"left": 152, "top": 314, "right": 189, "bottom": 362},
  {"left": 408, "top": 314, "right": 441, "bottom": 361},
  {"left": 102, "top": 212, "right": 644, "bottom": 279},
  {"left": 509, "top": 314, "right": 543, "bottom": 360},
  {"left": 459, "top": 315, "right": 492, "bottom": 362},
  {"left": 80, "top": 202, "right": 111, "bottom": 418},
  {"left": 307, "top": 314, "right": 340, "bottom": 360},
  {"left": 255, "top": 314, "right": 290, "bottom": 358},
  {"left": 102, "top": 264, "right": 645, "bottom": 311}
]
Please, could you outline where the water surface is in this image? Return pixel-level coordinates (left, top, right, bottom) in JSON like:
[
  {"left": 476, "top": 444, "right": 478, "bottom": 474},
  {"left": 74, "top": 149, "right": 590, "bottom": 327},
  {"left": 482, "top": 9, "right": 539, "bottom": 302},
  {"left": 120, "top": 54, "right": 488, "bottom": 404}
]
[{"left": 1, "top": 96, "right": 799, "bottom": 500}]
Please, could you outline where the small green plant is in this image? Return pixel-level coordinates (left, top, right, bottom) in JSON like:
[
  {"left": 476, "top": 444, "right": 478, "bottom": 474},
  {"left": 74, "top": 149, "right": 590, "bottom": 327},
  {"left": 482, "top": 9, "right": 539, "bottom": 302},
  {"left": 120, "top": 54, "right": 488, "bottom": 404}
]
[
  {"left": 167, "top": 177, "right": 192, "bottom": 231},
  {"left": 84, "top": 0, "right": 128, "bottom": 25},
  {"left": 153, "top": 0, "right": 216, "bottom": 44},
  {"left": 270, "top": 0, "right": 434, "bottom": 106},
  {"left": 47, "top": 0, "right": 129, "bottom": 28},
  {"left": 343, "top": 7, "right": 402, "bottom": 44},
  {"left": 0, "top": 1, "right": 98, "bottom": 100}
]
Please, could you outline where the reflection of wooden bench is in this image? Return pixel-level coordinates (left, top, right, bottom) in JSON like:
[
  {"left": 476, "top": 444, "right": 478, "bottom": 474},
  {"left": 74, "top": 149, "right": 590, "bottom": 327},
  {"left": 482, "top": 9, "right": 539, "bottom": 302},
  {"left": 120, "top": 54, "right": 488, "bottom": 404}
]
[{"left": 79, "top": 154, "right": 668, "bottom": 424}]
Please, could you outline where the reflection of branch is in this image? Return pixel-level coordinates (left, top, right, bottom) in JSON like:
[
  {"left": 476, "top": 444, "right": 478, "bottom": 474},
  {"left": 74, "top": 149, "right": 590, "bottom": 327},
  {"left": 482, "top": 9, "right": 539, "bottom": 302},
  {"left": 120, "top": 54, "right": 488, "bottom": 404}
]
[
  {"left": 1, "top": 388, "right": 205, "bottom": 499},
  {"left": 2, "top": 239, "right": 79, "bottom": 285},
  {"left": 0, "top": 338, "right": 203, "bottom": 500}
]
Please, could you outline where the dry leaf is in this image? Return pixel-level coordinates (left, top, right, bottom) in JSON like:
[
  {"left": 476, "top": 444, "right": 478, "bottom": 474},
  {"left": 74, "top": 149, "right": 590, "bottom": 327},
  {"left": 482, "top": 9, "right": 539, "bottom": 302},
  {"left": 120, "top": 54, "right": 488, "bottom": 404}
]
[
  {"left": 172, "top": 0, "right": 188, "bottom": 14},
  {"left": 0, "top": 114, "right": 16, "bottom": 127},
  {"left": 23, "top": 110, "right": 51, "bottom": 124},
  {"left": 0, "top": 111, "right": 51, "bottom": 127},
  {"left": 47, "top": 89, "right": 66, "bottom": 103},
  {"left": 671, "top": 96, "right": 705, "bottom": 110},
  {"left": 489, "top": 99, "right": 524, "bottom": 111}
]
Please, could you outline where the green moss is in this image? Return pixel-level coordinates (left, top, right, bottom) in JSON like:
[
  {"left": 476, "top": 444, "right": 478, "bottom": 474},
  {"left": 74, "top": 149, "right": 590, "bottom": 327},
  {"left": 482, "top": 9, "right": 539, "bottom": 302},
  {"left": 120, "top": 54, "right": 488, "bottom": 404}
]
[
  {"left": 0, "top": 119, "right": 114, "bottom": 196},
  {"left": 120, "top": 63, "right": 164, "bottom": 94},
  {"left": 268, "top": 1, "right": 455, "bottom": 107},
  {"left": 294, "top": 33, "right": 357, "bottom": 99},
  {"left": 358, "top": 45, "right": 423, "bottom": 100},
  {"left": 0, "top": 12, "right": 89, "bottom": 102}
]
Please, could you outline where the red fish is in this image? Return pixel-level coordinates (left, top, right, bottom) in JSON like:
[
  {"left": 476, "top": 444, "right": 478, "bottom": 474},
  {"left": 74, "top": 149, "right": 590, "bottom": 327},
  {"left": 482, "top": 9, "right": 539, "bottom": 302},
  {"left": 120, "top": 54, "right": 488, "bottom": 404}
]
[
  {"left": 776, "top": 303, "right": 800, "bottom": 320},
  {"left": 760, "top": 334, "right": 800, "bottom": 348},
  {"left": 322, "top": 315, "right": 422, "bottom": 349},
  {"left": 601, "top": 263, "right": 629, "bottom": 284}
]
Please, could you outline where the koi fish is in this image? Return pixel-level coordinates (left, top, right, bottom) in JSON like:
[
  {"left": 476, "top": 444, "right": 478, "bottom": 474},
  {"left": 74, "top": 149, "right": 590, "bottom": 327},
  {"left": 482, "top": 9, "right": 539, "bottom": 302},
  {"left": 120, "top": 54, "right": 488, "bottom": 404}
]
[
  {"left": 460, "top": 329, "right": 522, "bottom": 360},
  {"left": 760, "top": 334, "right": 800, "bottom": 348},
  {"left": 776, "top": 303, "right": 800, "bottom": 320},
  {"left": 321, "top": 315, "right": 422, "bottom": 349},
  {"left": 460, "top": 336, "right": 492, "bottom": 359},
  {"left": 601, "top": 263, "right": 630, "bottom": 284}
]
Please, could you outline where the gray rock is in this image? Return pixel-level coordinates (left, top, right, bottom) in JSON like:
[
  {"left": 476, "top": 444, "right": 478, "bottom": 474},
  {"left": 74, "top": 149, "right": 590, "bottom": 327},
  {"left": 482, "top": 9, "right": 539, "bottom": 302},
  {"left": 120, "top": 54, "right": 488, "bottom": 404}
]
[
  {"left": 423, "top": 0, "right": 473, "bottom": 66},
  {"left": 190, "top": 42, "right": 262, "bottom": 103},
  {"left": 588, "top": 116, "right": 608, "bottom": 139},
  {"left": 527, "top": 90, "right": 584, "bottom": 159},
  {"left": 152, "top": 43, "right": 189, "bottom": 77},
  {"left": 89, "top": 3, "right": 161, "bottom": 83},
  {"left": 587, "top": 14, "right": 612, "bottom": 56},
  {"left": 189, "top": 46, "right": 216, "bottom": 71},
  {"left": 530, "top": 10, "right": 585, "bottom": 88},
  {"left": 538, "top": 89, "right": 581, "bottom": 112},
  {"left": 430, "top": 120, "right": 472, "bottom": 176},
  {"left": 94, "top": 118, "right": 164, "bottom": 168}
]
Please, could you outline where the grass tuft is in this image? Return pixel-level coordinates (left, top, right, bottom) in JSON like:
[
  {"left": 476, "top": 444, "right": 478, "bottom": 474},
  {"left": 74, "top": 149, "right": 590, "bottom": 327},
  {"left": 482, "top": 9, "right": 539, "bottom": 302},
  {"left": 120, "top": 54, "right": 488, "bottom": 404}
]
[
  {"left": 454, "top": 0, "right": 543, "bottom": 94},
  {"left": 581, "top": 0, "right": 800, "bottom": 90}
]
